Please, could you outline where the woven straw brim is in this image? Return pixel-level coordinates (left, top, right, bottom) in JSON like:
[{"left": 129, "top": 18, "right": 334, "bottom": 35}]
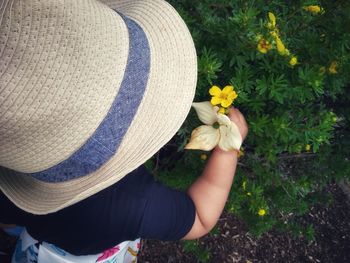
[{"left": 0, "top": 0, "right": 197, "bottom": 214}]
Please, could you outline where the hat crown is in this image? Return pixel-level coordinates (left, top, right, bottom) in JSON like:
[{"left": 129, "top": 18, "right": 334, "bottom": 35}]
[
  {"left": 0, "top": 0, "right": 197, "bottom": 214},
  {"left": 0, "top": 0, "right": 129, "bottom": 172}
]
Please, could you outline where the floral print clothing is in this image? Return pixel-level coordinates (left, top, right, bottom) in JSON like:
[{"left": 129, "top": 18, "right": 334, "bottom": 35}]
[{"left": 12, "top": 228, "right": 140, "bottom": 263}]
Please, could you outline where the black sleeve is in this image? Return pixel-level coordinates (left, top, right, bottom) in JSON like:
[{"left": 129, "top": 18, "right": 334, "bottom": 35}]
[
  {"left": 138, "top": 179, "right": 196, "bottom": 240},
  {"left": 0, "top": 192, "right": 31, "bottom": 225},
  {"left": 0, "top": 165, "right": 196, "bottom": 255}
]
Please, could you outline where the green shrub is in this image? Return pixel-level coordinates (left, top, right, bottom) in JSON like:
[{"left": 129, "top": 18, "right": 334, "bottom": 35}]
[{"left": 150, "top": 0, "right": 350, "bottom": 241}]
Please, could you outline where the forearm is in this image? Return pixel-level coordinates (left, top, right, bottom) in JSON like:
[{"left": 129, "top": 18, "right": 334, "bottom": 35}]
[{"left": 185, "top": 147, "right": 238, "bottom": 238}]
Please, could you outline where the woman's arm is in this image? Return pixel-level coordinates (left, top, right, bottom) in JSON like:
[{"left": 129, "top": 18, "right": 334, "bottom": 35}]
[{"left": 183, "top": 108, "right": 248, "bottom": 239}]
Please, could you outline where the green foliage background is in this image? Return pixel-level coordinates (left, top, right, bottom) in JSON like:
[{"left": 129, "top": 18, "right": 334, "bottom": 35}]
[{"left": 148, "top": 0, "right": 350, "bottom": 252}]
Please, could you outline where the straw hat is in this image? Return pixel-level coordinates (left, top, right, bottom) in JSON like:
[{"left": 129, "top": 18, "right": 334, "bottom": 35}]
[{"left": 0, "top": 0, "right": 197, "bottom": 214}]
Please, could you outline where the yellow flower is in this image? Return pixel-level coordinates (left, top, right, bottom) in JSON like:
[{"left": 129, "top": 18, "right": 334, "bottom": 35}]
[
  {"left": 247, "top": 192, "right": 252, "bottom": 196},
  {"left": 200, "top": 154, "right": 207, "bottom": 160},
  {"left": 328, "top": 61, "right": 338, "bottom": 74},
  {"left": 185, "top": 102, "right": 242, "bottom": 151},
  {"left": 257, "top": 38, "right": 272, "bottom": 54},
  {"left": 289, "top": 56, "right": 298, "bottom": 66},
  {"left": 209, "top": 85, "right": 238, "bottom": 108},
  {"left": 258, "top": 208, "right": 266, "bottom": 216},
  {"left": 275, "top": 36, "right": 288, "bottom": 56},
  {"left": 305, "top": 144, "right": 311, "bottom": 151},
  {"left": 303, "top": 5, "right": 323, "bottom": 14},
  {"left": 267, "top": 12, "right": 276, "bottom": 29}
]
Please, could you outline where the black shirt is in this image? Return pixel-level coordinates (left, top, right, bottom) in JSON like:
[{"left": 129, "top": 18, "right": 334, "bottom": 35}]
[{"left": 0, "top": 166, "right": 196, "bottom": 255}]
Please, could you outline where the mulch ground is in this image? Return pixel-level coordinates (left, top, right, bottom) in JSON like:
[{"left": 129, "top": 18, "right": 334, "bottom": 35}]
[
  {"left": 138, "top": 183, "right": 350, "bottom": 263},
  {"left": 1, "top": 183, "right": 349, "bottom": 263}
]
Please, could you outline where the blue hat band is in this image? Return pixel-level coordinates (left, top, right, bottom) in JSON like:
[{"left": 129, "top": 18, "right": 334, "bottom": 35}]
[{"left": 18, "top": 14, "right": 151, "bottom": 182}]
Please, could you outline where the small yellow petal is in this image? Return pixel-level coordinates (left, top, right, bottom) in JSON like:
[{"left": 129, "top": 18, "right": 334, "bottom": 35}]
[
  {"left": 209, "top": 85, "right": 222, "bottom": 96},
  {"left": 257, "top": 45, "right": 267, "bottom": 54},
  {"left": 211, "top": 96, "right": 222, "bottom": 106},
  {"left": 258, "top": 209, "right": 266, "bottom": 216},
  {"left": 227, "top": 90, "right": 238, "bottom": 101},
  {"left": 303, "top": 5, "right": 322, "bottom": 14},
  {"left": 221, "top": 99, "right": 233, "bottom": 108},
  {"left": 218, "top": 107, "right": 226, "bottom": 114},
  {"left": 275, "top": 36, "right": 287, "bottom": 56},
  {"left": 268, "top": 12, "right": 276, "bottom": 28},
  {"left": 289, "top": 56, "right": 298, "bottom": 66},
  {"left": 222, "top": 85, "right": 234, "bottom": 95}
]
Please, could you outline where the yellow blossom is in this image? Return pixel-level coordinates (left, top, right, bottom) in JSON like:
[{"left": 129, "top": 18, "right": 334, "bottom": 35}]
[
  {"left": 305, "top": 144, "right": 311, "bottom": 151},
  {"left": 303, "top": 5, "right": 323, "bottom": 14},
  {"left": 200, "top": 154, "right": 207, "bottom": 160},
  {"left": 289, "top": 56, "right": 298, "bottom": 66},
  {"left": 275, "top": 36, "right": 288, "bottom": 56},
  {"left": 247, "top": 192, "right": 252, "bottom": 196},
  {"left": 258, "top": 208, "right": 266, "bottom": 216},
  {"left": 328, "top": 61, "right": 338, "bottom": 74},
  {"left": 257, "top": 38, "right": 272, "bottom": 54},
  {"left": 267, "top": 12, "right": 276, "bottom": 29},
  {"left": 209, "top": 85, "right": 238, "bottom": 108}
]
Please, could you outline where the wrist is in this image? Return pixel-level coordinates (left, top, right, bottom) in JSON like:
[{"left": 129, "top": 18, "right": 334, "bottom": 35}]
[{"left": 213, "top": 146, "right": 239, "bottom": 157}]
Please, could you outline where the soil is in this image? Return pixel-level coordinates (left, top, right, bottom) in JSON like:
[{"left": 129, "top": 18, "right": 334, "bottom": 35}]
[
  {"left": 1, "top": 183, "right": 349, "bottom": 263},
  {"left": 138, "top": 183, "right": 350, "bottom": 263}
]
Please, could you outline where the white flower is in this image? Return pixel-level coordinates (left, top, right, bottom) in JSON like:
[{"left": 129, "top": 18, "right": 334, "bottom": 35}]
[{"left": 185, "top": 101, "right": 242, "bottom": 151}]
